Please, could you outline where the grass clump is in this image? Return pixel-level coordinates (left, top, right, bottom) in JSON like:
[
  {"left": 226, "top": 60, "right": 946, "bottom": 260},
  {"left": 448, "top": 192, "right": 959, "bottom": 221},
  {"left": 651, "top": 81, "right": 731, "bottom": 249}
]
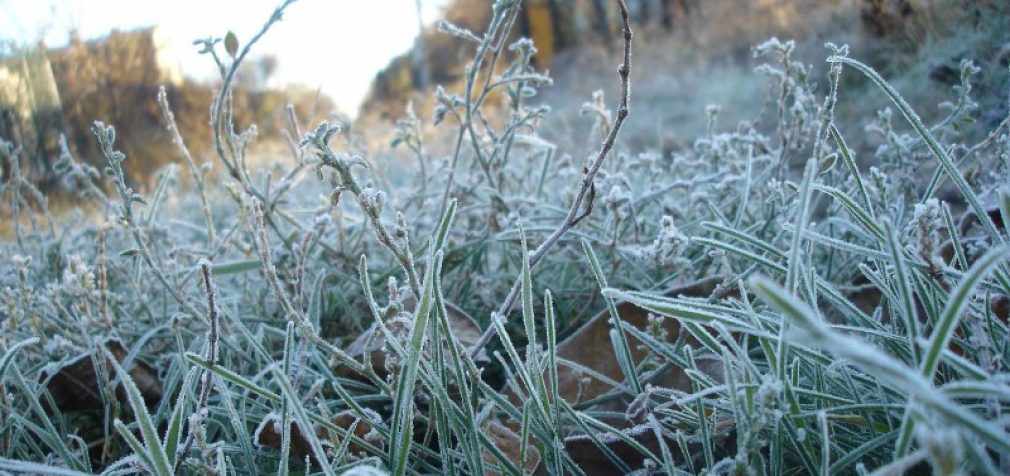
[{"left": 2, "top": 0, "right": 1010, "bottom": 474}]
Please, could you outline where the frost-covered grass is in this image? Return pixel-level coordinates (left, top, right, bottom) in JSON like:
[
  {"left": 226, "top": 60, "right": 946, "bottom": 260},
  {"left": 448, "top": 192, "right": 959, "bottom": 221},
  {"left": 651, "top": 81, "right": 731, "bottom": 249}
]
[{"left": 1, "top": 0, "right": 1010, "bottom": 475}]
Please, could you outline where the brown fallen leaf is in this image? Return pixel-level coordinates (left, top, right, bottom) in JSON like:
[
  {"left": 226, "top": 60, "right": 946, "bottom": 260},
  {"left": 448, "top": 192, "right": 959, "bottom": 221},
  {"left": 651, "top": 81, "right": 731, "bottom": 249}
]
[
  {"left": 256, "top": 409, "right": 375, "bottom": 461},
  {"left": 844, "top": 253, "right": 1010, "bottom": 356},
  {"left": 41, "top": 340, "right": 162, "bottom": 414},
  {"left": 563, "top": 418, "right": 735, "bottom": 475},
  {"left": 338, "top": 299, "right": 484, "bottom": 381},
  {"left": 481, "top": 419, "right": 542, "bottom": 475},
  {"left": 507, "top": 277, "right": 727, "bottom": 411},
  {"left": 498, "top": 277, "right": 733, "bottom": 473},
  {"left": 991, "top": 295, "right": 1009, "bottom": 322},
  {"left": 955, "top": 206, "right": 1006, "bottom": 236},
  {"left": 936, "top": 205, "right": 1005, "bottom": 269}
]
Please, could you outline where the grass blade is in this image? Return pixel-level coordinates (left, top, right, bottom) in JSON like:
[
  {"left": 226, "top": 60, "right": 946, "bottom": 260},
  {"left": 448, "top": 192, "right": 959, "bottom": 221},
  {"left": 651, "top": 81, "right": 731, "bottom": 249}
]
[
  {"left": 270, "top": 364, "right": 337, "bottom": 476},
  {"left": 828, "top": 56, "right": 1003, "bottom": 242},
  {"left": 163, "top": 367, "right": 198, "bottom": 467},
  {"left": 390, "top": 250, "right": 442, "bottom": 476},
  {"left": 0, "top": 337, "right": 38, "bottom": 381},
  {"left": 582, "top": 238, "right": 642, "bottom": 393},
  {"left": 920, "top": 245, "right": 1010, "bottom": 378},
  {"left": 750, "top": 275, "right": 1010, "bottom": 454},
  {"left": 106, "top": 351, "right": 172, "bottom": 476},
  {"left": 883, "top": 219, "right": 921, "bottom": 365}
]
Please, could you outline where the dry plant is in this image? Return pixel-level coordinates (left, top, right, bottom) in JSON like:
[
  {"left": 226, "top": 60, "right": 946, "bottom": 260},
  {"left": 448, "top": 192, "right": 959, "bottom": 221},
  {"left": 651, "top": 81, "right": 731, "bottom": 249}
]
[{"left": 0, "top": 0, "right": 1009, "bottom": 475}]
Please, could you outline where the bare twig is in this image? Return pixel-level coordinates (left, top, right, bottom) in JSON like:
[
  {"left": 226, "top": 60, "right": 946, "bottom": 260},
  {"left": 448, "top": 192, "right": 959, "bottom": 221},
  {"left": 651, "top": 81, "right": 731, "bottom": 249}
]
[
  {"left": 157, "top": 86, "right": 216, "bottom": 244},
  {"left": 198, "top": 0, "right": 297, "bottom": 252},
  {"left": 306, "top": 137, "right": 424, "bottom": 299},
  {"left": 468, "top": 0, "right": 634, "bottom": 359},
  {"left": 457, "top": 4, "right": 522, "bottom": 193},
  {"left": 209, "top": 0, "right": 297, "bottom": 185},
  {"left": 176, "top": 261, "right": 220, "bottom": 469},
  {"left": 249, "top": 201, "right": 369, "bottom": 376},
  {"left": 91, "top": 123, "right": 205, "bottom": 320}
]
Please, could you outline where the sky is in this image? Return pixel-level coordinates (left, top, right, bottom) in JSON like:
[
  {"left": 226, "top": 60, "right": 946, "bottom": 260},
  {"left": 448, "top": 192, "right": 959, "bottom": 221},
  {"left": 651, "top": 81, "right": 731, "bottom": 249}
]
[{"left": 0, "top": 0, "right": 450, "bottom": 115}]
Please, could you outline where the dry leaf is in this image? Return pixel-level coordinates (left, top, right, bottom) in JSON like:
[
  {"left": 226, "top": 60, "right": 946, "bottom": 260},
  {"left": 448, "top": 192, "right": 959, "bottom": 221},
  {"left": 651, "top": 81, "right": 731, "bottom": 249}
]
[
  {"left": 481, "top": 419, "right": 542, "bottom": 475},
  {"left": 256, "top": 409, "right": 375, "bottom": 461},
  {"left": 338, "top": 299, "right": 484, "bottom": 380},
  {"left": 224, "top": 31, "right": 239, "bottom": 59},
  {"left": 41, "top": 340, "right": 162, "bottom": 413},
  {"left": 494, "top": 278, "right": 733, "bottom": 474},
  {"left": 508, "top": 277, "right": 726, "bottom": 410},
  {"left": 563, "top": 418, "right": 735, "bottom": 475}
]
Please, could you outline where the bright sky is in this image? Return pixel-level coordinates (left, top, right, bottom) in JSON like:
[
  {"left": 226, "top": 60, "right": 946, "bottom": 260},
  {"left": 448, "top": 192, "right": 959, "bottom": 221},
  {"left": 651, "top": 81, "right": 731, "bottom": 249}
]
[{"left": 0, "top": 0, "right": 450, "bottom": 115}]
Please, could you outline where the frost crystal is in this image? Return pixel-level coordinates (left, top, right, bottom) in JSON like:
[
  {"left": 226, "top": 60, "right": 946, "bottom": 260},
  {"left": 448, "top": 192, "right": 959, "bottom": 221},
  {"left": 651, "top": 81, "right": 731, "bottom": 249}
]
[
  {"left": 340, "top": 465, "right": 389, "bottom": 476},
  {"left": 360, "top": 187, "right": 386, "bottom": 214},
  {"left": 603, "top": 183, "right": 631, "bottom": 215},
  {"left": 907, "top": 198, "right": 944, "bottom": 272},
  {"left": 649, "top": 216, "right": 689, "bottom": 266},
  {"left": 61, "top": 255, "right": 96, "bottom": 296}
]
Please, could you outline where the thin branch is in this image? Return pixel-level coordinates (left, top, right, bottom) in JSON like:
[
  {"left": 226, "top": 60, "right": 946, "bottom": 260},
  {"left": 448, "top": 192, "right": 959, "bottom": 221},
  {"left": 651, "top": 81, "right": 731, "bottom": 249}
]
[
  {"left": 157, "top": 86, "right": 216, "bottom": 244},
  {"left": 468, "top": 0, "right": 634, "bottom": 359},
  {"left": 176, "top": 261, "right": 220, "bottom": 467}
]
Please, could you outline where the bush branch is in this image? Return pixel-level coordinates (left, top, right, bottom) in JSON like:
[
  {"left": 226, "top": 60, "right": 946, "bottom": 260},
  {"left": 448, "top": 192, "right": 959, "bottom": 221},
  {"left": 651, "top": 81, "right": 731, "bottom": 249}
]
[{"left": 468, "top": 0, "right": 634, "bottom": 359}]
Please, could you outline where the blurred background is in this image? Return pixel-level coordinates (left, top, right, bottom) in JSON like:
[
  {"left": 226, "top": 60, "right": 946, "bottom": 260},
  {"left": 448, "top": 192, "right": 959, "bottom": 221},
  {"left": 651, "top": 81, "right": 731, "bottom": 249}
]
[{"left": 1, "top": 0, "right": 1007, "bottom": 196}]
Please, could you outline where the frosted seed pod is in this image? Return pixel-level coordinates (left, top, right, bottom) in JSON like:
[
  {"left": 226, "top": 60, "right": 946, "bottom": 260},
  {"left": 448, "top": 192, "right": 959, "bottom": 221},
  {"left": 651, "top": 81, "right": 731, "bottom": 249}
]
[
  {"left": 436, "top": 20, "right": 481, "bottom": 43},
  {"left": 650, "top": 216, "right": 689, "bottom": 266},
  {"left": 360, "top": 187, "right": 386, "bottom": 214}
]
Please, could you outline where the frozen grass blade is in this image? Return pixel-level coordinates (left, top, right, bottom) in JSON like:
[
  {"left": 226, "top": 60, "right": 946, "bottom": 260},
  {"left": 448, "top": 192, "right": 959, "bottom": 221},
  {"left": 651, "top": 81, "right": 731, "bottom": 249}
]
[
  {"left": 270, "top": 363, "right": 336, "bottom": 476},
  {"left": 432, "top": 198, "right": 458, "bottom": 252},
  {"left": 883, "top": 219, "right": 921, "bottom": 365},
  {"left": 920, "top": 245, "right": 1010, "bottom": 379},
  {"left": 7, "top": 368, "right": 81, "bottom": 470},
  {"left": 828, "top": 56, "right": 1003, "bottom": 242},
  {"left": 582, "top": 238, "right": 642, "bottom": 393},
  {"left": 185, "top": 352, "right": 280, "bottom": 403},
  {"left": 787, "top": 158, "right": 818, "bottom": 293},
  {"left": 701, "top": 222, "right": 787, "bottom": 259},
  {"left": 106, "top": 351, "right": 172, "bottom": 476},
  {"left": 830, "top": 124, "right": 874, "bottom": 216},
  {"left": 278, "top": 322, "right": 296, "bottom": 476},
  {"left": 0, "top": 458, "right": 92, "bottom": 476},
  {"left": 0, "top": 337, "right": 38, "bottom": 381},
  {"left": 812, "top": 184, "right": 884, "bottom": 240},
  {"left": 828, "top": 430, "right": 897, "bottom": 474},
  {"left": 114, "top": 418, "right": 156, "bottom": 472},
  {"left": 390, "top": 249, "right": 442, "bottom": 476},
  {"left": 894, "top": 244, "right": 1010, "bottom": 456},
  {"left": 520, "top": 226, "right": 538, "bottom": 358},
  {"left": 817, "top": 411, "right": 830, "bottom": 476},
  {"left": 941, "top": 202, "right": 968, "bottom": 271},
  {"left": 750, "top": 276, "right": 1010, "bottom": 454},
  {"left": 163, "top": 367, "right": 197, "bottom": 467}
]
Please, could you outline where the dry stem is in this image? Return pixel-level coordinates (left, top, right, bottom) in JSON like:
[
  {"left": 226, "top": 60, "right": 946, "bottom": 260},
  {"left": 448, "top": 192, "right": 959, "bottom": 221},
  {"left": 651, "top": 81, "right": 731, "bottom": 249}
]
[{"left": 468, "top": 0, "right": 634, "bottom": 359}]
